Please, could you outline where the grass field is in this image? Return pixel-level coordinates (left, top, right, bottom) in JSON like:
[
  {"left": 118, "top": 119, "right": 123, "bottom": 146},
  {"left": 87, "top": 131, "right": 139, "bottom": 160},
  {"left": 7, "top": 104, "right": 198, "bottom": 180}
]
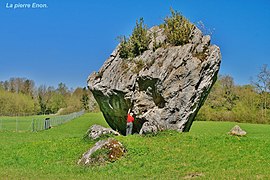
[
  {"left": 0, "top": 111, "right": 84, "bottom": 132},
  {"left": 0, "top": 115, "right": 48, "bottom": 131},
  {"left": 1, "top": 113, "right": 270, "bottom": 179}
]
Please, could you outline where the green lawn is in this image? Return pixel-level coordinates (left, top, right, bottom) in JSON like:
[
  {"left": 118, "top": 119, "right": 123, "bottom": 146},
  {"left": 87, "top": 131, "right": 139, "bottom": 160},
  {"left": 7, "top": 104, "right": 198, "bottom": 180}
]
[
  {"left": 0, "top": 111, "right": 84, "bottom": 132},
  {"left": 1, "top": 113, "right": 270, "bottom": 179},
  {"left": 0, "top": 115, "right": 48, "bottom": 131}
]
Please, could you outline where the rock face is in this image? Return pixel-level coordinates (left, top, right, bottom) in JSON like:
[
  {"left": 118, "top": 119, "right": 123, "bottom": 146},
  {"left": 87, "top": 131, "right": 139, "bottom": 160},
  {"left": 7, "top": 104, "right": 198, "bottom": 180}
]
[
  {"left": 228, "top": 125, "right": 247, "bottom": 136},
  {"left": 86, "top": 124, "right": 120, "bottom": 139},
  {"left": 88, "top": 26, "right": 221, "bottom": 135}
]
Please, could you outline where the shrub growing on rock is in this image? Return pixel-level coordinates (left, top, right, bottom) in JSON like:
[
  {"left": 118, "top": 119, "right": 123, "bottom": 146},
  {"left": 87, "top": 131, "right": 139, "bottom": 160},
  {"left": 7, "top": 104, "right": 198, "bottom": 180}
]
[
  {"left": 163, "top": 8, "right": 194, "bottom": 46},
  {"left": 118, "top": 36, "right": 133, "bottom": 59},
  {"left": 119, "top": 18, "right": 150, "bottom": 59},
  {"left": 118, "top": 9, "right": 194, "bottom": 58}
]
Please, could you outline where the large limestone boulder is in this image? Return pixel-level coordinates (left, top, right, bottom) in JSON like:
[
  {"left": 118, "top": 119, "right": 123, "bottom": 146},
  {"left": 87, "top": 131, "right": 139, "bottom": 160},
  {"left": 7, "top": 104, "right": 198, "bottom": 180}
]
[{"left": 87, "top": 26, "right": 221, "bottom": 135}]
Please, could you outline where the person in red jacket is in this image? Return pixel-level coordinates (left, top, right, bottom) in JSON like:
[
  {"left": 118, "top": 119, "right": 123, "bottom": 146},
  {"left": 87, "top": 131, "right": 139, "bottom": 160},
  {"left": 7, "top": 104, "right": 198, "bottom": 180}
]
[{"left": 126, "top": 109, "right": 134, "bottom": 135}]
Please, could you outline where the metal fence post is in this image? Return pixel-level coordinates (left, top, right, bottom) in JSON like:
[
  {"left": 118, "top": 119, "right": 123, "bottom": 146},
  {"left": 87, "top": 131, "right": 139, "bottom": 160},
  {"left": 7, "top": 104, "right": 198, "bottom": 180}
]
[{"left": 44, "top": 118, "right": 50, "bottom": 130}]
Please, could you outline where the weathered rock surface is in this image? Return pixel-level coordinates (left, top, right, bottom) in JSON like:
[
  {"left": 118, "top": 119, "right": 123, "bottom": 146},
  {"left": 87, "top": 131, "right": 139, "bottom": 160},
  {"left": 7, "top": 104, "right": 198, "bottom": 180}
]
[
  {"left": 228, "top": 125, "right": 247, "bottom": 136},
  {"left": 86, "top": 124, "right": 120, "bottom": 139},
  {"left": 88, "top": 26, "right": 221, "bottom": 135},
  {"left": 139, "top": 121, "right": 160, "bottom": 135},
  {"left": 78, "top": 138, "right": 126, "bottom": 165}
]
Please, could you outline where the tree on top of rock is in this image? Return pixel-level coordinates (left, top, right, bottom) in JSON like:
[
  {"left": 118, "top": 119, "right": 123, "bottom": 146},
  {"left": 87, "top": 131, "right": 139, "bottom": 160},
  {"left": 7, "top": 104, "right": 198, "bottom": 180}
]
[
  {"left": 163, "top": 8, "right": 194, "bottom": 46},
  {"left": 118, "top": 18, "right": 150, "bottom": 59}
]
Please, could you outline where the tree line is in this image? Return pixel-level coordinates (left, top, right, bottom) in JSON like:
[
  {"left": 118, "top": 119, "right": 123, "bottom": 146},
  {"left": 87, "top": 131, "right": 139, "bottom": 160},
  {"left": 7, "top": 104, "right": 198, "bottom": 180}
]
[
  {"left": 0, "top": 78, "right": 98, "bottom": 116},
  {"left": 196, "top": 65, "right": 270, "bottom": 124},
  {"left": 1, "top": 64, "right": 269, "bottom": 123}
]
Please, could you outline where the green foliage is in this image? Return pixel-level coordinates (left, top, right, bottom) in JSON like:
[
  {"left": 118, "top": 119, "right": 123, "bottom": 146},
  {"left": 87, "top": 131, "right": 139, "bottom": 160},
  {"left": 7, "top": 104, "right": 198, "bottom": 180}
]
[
  {"left": 118, "top": 36, "right": 133, "bottom": 59},
  {"left": 37, "top": 85, "right": 68, "bottom": 115},
  {"left": 0, "top": 78, "right": 98, "bottom": 116},
  {"left": 119, "top": 18, "right": 150, "bottom": 59},
  {"left": 0, "top": 89, "right": 39, "bottom": 116},
  {"left": 196, "top": 75, "right": 270, "bottom": 124},
  {"left": 130, "top": 18, "right": 150, "bottom": 56},
  {"left": 62, "top": 87, "right": 97, "bottom": 115},
  {"left": 80, "top": 87, "right": 90, "bottom": 111},
  {"left": 118, "top": 9, "right": 195, "bottom": 58},
  {"left": 47, "top": 92, "right": 67, "bottom": 113},
  {"left": 163, "top": 8, "right": 194, "bottom": 46}
]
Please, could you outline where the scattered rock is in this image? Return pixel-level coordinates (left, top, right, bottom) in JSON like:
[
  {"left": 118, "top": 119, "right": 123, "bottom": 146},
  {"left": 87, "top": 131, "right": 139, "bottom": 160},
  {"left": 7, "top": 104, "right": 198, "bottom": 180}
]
[
  {"left": 86, "top": 124, "right": 120, "bottom": 140},
  {"left": 78, "top": 138, "right": 126, "bottom": 165},
  {"left": 184, "top": 172, "right": 204, "bottom": 179},
  {"left": 87, "top": 25, "right": 221, "bottom": 135},
  {"left": 228, "top": 125, "right": 247, "bottom": 136},
  {"left": 139, "top": 121, "right": 159, "bottom": 135}
]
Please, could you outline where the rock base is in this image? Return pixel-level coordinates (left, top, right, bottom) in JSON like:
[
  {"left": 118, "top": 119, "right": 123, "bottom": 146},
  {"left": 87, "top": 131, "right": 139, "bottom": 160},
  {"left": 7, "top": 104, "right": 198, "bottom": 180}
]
[{"left": 78, "top": 138, "right": 126, "bottom": 165}]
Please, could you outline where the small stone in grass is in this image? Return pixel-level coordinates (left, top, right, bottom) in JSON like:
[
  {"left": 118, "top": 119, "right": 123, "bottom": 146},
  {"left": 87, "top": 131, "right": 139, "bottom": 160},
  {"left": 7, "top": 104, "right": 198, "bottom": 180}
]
[{"left": 228, "top": 125, "right": 247, "bottom": 136}]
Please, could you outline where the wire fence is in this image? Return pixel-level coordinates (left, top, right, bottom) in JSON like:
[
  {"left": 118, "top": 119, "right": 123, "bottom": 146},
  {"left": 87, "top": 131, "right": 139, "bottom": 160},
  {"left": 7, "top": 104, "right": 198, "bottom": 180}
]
[{"left": 0, "top": 110, "right": 85, "bottom": 132}]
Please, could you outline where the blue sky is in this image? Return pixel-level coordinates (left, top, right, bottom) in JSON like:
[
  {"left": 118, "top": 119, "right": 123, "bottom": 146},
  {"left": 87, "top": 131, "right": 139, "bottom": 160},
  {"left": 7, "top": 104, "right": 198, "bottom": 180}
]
[{"left": 0, "top": 0, "right": 269, "bottom": 88}]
